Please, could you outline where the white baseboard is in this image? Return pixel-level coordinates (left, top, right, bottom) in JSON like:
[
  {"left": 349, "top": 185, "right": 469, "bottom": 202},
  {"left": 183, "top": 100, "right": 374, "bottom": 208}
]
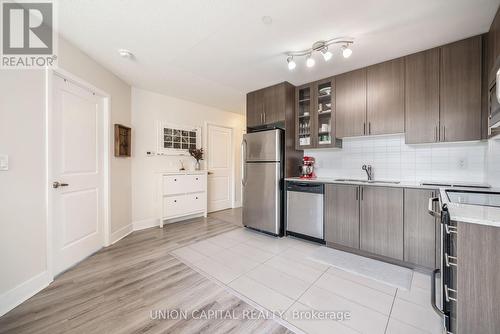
[
  {"left": 232, "top": 201, "right": 242, "bottom": 208},
  {"left": 0, "top": 271, "right": 52, "bottom": 317},
  {"left": 132, "top": 218, "right": 159, "bottom": 231},
  {"left": 110, "top": 223, "right": 133, "bottom": 244}
]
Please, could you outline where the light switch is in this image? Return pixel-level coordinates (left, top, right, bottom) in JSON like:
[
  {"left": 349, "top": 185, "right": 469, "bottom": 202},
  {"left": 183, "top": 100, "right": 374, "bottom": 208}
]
[{"left": 0, "top": 155, "right": 8, "bottom": 171}]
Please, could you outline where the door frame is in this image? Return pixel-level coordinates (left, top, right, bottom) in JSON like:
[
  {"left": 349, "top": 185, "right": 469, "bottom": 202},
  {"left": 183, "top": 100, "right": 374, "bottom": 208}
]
[
  {"left": 45, "top": 68, "right": 111, "bottom": 279},
  {"left": 204, "top": 122, "right": 235, "bottom": 209}
]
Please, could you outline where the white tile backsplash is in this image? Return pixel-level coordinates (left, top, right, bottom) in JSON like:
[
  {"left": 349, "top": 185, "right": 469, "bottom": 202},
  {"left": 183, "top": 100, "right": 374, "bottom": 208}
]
[
  {"left": 486, "top": 137, "right": 500, "bottom": 187},
  {"left": 305, "top": 134, "right": 487, "bottom": 184}
]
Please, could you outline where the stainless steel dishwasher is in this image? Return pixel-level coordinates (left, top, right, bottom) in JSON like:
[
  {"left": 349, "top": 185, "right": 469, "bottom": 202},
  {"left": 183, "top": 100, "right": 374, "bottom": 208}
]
[{"left": 286, "top": 181, "right": 324, "bottom": 243}]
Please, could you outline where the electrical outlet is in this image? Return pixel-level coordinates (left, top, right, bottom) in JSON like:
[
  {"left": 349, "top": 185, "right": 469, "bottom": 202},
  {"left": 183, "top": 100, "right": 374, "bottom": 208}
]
[
  {"left": 457, "top": 158, "right": 467, "bottom": 169},
  {"left": 0, "top": 155, "right": 8, "bottom": 171}
]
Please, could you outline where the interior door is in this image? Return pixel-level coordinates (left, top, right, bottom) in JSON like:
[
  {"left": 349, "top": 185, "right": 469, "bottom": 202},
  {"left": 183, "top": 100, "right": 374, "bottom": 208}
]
[
  {"left": 207, "top": 124, "right": 233, "bottom": 212},
  {"left": 52, "top": 75, "right": 104, "bottom": 276}
]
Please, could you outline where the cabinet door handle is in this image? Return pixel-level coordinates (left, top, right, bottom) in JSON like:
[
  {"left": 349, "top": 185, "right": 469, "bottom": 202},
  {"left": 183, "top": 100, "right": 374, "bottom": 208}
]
[
  {"left": 360, "top": 187, "right": 364, "bottom": 200},
  {"left": 260, "top": 113, "right": 263, "bottom": 124},
  {"left": 363, "top": 123, "right": 366, "bottom": 135},
  {"left": 368, "top": 122, "right": 371, "bottom": 135},
  {"left": 435, "top": 126, "right": 438, "bottom": 142},
  {"left": 355, "top": 187, "right": 359, "bottom": 200},
  {"left": 443, "top": 126, "right": 445, "bottom": 141},
  {"left": 263, "top": 112, "right": 266, "bottom": 124}
]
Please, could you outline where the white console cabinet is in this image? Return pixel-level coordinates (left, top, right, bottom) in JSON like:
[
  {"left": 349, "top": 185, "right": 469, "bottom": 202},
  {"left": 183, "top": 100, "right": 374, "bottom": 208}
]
[{"left": 158, "top": 171, "right": 208, "bottom": 227}]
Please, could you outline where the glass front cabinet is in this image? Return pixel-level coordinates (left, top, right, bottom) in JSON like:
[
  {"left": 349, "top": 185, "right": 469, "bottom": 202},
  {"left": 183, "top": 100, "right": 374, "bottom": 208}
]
[{"left": 295, "top": 78, "right": 340, "bottom": 150}]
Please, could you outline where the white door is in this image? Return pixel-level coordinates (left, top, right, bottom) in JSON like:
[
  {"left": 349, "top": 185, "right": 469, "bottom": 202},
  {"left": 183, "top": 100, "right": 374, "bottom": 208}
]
[
  {"left": 51, "top": 75, "right": 105, "bottom": 275},
  {"left": 207, "top": 124, "right": 233, "bottom": 212}
]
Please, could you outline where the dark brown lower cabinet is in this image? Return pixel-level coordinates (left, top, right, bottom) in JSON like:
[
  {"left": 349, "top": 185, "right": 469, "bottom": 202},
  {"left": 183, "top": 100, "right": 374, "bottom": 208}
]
[
  {"left": 360, "top": 186, "right": 404, "bottom": 260},
  {"left": 456, "top": 222, "right": 500, "bottom": 333},
  {"left": 325, "top": 184, "right": 360, "bottom": 248},
  {"left": 403, "top": 188, "right": 437, "bottom": 269}
]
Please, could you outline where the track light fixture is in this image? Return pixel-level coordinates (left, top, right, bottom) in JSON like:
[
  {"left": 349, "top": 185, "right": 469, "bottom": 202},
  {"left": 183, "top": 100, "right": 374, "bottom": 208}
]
[{"left": 285, "top": 38, "right": 354, "bottom": 70}]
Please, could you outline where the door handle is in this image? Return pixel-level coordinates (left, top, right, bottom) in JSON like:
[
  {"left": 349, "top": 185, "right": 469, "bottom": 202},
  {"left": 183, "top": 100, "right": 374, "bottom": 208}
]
[
  {"left": 368, "top": 122, "right": 371, "bottom": 135},
  {"left": 241, "top": 139, "right": 247, "bottom": 186},
  {"left": 52, "top": 181, "right": 69, "bottom": 189}
]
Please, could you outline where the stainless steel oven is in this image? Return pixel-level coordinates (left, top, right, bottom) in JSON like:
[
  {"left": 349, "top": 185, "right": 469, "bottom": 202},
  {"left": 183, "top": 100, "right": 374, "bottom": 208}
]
[{"left": 429, "top": 199, "right": 457, "bottom": 334}]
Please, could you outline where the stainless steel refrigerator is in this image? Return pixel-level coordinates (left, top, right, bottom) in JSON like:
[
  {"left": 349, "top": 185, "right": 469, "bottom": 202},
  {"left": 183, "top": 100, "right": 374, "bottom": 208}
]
[{"left": 242, "top": 129, "right": 283, "bottom": 236}]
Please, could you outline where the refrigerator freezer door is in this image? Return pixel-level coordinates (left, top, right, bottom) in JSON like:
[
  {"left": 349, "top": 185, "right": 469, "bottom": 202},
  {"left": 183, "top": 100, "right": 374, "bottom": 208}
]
[
  {"left": 244, "top": 129, "right": 282, "bottom": 162},
  {"left": 242, "top": 162, "right": 281, "bottom": 235}
]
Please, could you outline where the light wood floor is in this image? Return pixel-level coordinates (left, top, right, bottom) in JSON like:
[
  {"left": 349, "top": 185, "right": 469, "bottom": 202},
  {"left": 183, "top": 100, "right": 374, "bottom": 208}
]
[{"left": 0, "top": 211, "right": 291, "bottom": 334}]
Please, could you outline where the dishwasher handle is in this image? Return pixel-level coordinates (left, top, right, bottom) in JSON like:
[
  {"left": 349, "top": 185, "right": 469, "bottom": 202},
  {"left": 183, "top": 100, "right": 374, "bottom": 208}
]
[{"left": 286, "top": 182, "right": 324, "bottom": 194}]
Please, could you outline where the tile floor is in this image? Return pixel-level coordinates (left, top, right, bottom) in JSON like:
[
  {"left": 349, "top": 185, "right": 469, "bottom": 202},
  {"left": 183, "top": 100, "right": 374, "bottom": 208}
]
[{"left": 171, "top": 228, "right": 443, "bottom": 334}]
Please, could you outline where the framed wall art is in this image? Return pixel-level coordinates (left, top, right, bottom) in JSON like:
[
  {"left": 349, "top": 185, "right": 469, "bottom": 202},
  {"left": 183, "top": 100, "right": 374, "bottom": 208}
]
[{"left": 114, "top": 124, "right": 131, "bottom": 157}]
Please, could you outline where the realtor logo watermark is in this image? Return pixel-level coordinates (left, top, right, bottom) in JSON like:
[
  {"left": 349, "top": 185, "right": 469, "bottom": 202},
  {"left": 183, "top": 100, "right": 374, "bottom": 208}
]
[{"left": 1, "top": 0, "right": 57, "bottom": 68}]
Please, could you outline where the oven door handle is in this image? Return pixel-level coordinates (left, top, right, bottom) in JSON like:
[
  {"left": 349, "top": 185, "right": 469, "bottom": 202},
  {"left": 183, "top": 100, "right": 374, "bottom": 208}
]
[
  {"left": 431, "top": 268, "right": 445, "bottom": 316},
  {"left": 428, "top": 197, "right": 441, "bottom": 218}
]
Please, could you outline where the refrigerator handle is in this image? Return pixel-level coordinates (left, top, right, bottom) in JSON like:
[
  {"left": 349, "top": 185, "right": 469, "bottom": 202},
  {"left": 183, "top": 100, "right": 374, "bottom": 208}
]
[{"left": 241, "top": 139, "right": 247, "bottom": 186}]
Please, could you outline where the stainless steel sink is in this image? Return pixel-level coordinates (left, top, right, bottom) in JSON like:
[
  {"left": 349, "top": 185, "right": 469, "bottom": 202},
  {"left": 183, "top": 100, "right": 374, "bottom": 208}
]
[{"left": 334, "top": 178, "right": 400, "bottom": 184}]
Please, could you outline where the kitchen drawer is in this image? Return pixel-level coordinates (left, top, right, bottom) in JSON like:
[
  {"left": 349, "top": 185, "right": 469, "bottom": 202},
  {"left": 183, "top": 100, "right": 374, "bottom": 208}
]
[
  {"left": 163, "top": 195, "right": 185, "bottom": 218},
  {"left": 162, "top": 175, "right": 185, "bottom": 195},
  {"left": 184, "top": 174, "right": 206, "bottom": 193}
]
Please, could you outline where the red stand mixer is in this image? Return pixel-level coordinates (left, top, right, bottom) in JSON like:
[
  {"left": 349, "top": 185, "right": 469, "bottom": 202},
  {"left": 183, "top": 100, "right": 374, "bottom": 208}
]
[{"left": 299, "top": 156, "right": 316, "bottom": 179}]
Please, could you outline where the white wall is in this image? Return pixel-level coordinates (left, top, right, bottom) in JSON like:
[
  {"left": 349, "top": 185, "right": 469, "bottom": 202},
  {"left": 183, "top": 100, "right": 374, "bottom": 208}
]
[
  {"left": 0, "top": 37, "right": 132, "bottom": 315},
  {"left": 0, "top": 70, "right": 48, "bottom": 299},
  {"left": 306, "top": 134, "right": 488, "bottom": 184},
  {"left": 131, "top": 88, "right": 245, "bottom": 229}
]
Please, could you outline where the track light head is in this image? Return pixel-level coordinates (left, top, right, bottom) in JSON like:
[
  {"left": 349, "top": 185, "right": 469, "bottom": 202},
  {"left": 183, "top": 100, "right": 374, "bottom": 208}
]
[
  {"left": 321, "top": 48, "right": 333, "bottom": 61},
  {"left": 306, "top": 54, "right": 315, "bottom": 68},
  {"left": 342, "top": 44, "right": 352, "bottom": 58},
  {"left": 287, "top": 56, "right": 296, "bottom": 70}
]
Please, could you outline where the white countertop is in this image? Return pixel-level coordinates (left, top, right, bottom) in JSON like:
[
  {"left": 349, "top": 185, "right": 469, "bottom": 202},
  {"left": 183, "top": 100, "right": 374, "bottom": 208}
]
[
  {"left": 285, "top": 176, "right": 500, "bottom": 228},
  {"left": 439, "top": 188, "right": 500, "bottom": 228},
  {"left": 284, "top": 177, "right": 441, "bottom": 189}
]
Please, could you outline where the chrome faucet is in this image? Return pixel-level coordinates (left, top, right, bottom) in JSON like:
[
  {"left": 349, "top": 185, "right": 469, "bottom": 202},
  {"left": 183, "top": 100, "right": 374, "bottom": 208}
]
[{"left": 362, "top": 165, "right": 373, "bottom": 181}]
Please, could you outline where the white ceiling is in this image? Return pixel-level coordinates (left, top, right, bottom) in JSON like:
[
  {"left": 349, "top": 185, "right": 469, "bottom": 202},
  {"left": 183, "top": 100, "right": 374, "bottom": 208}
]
[{"left": 57, "top": 0, "right": 499, "bottom": 114}]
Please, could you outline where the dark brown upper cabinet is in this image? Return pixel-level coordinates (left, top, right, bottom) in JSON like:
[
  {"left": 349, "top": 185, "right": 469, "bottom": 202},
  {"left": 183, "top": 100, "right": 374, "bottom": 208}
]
[
  {"left": 295, "top": 78, "right": 340, "bottom": 149},
  {"left": 335, "top": 68, "right": 367, "bottom": 138},
  {"left": 367, "top": 58, "right": 405, "bottom": 135},
  {"left": 440, "top": 36, "right": 482, "bottom": 142},
  {"left": 247, "top": 82, "right": 294, "bottom": 128},
  {"left": 405, "top": 48, "right": 440, "bottom": 144}
]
